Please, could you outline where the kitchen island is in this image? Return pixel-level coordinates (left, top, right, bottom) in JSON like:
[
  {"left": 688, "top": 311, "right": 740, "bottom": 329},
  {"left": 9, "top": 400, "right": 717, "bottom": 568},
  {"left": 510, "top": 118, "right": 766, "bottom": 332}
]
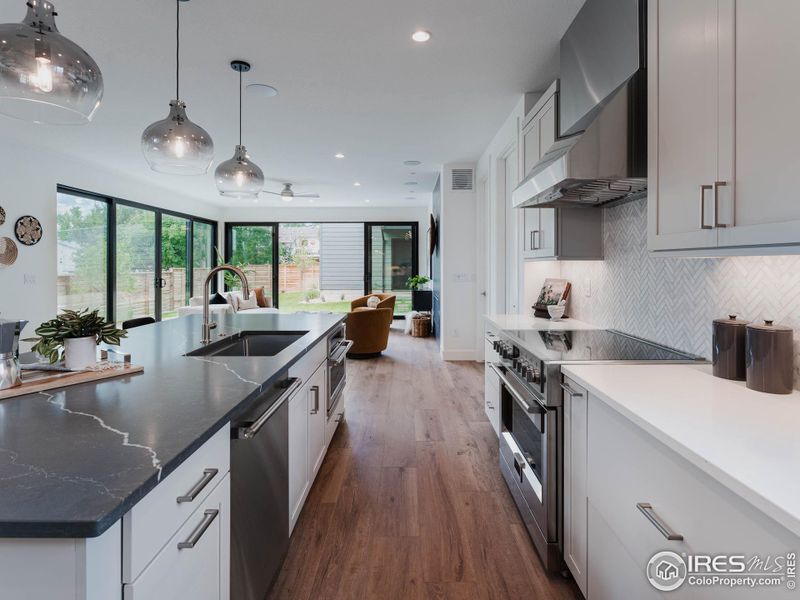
[{"left": 0, "top": 312, "right": 345, "bottom": 599}]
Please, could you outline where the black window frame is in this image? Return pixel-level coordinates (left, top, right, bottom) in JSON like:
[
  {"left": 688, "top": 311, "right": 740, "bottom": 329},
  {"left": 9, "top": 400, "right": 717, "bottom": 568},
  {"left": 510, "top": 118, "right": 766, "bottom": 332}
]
[
  {"left": 223, "top": 220, "right": 419, "bottom": 315},
  {"left": 57, "top": 185, "right": 219, "bottom": 323}
]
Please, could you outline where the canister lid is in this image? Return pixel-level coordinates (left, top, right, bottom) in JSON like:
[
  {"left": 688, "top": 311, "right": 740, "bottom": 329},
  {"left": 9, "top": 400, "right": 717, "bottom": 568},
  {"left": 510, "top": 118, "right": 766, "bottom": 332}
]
[
  {"left": 713, "top": 314, "right": 749, "bottom": 326},
  {"left": 746, "top": 319, "right": 793, "bottom": 332}
]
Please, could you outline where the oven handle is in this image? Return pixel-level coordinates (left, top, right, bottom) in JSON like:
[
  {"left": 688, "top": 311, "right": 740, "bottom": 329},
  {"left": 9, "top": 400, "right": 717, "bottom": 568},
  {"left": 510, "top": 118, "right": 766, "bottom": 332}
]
[
  {"left": 329, "top": 340, "right": 354, "bottom": 366},
  {"left": 488, "top": 362, "right": 545, "bottom": 414}
]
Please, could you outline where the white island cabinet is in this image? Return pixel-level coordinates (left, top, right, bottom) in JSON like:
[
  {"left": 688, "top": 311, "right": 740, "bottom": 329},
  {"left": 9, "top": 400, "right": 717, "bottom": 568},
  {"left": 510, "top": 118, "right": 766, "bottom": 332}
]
[{"left": 0, "top": 423, "right": 232, "bottom": 600}]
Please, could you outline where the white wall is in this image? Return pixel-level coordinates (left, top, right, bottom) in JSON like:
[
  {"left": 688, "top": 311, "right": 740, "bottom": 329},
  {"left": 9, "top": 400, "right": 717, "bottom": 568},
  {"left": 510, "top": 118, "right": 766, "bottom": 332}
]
[
  {"left": 438, "top": 164, "right": 478, "bottom": 360},
  {"left": 0, "top": 139, "right": 223, "bottom": 331}
]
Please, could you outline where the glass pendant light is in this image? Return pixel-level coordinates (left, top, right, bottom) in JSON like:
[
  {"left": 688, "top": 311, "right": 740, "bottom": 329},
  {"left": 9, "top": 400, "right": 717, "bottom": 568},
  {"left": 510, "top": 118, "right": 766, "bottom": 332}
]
[
  {"left": 215, "top": 60, "right": 264, "bottom": 199},
  {"left": 0, "top": 0, "right": 103, "bottom": 124},
  {"left": 141, "top": 0, "right": 213, "bottom": 175}
]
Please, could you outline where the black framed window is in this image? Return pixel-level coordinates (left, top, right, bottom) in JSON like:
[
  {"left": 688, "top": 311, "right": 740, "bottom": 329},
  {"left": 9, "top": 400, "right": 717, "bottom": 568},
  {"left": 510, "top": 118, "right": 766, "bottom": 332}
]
[
  {"left": 224, "top": 221, "right": 418, "bottom": 316},
  {"left": 56, "top": 186, "right": 218, "bottom": 324}
]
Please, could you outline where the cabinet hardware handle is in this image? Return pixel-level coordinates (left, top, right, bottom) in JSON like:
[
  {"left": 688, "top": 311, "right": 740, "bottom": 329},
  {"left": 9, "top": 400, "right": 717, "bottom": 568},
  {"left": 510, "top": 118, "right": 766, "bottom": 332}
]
[
  {"left": 177, "top": 509, "right": 219, "bottom": 549},
  {"left": 513, "top": 452, "right": 526, "bottom": 482},
  {"left": 532, "top": 229, "right": 541, "bottom": 250},
  {"left": 700, "top": 184, "right": 713, "bottom": 230},
  {"left": 237, "top": 378, "right": 303, "bottom": 439},
  {"left": 177, "top": 468, "right": 219, "bottom": 504},
  {"left": 310, "top": 385, "right": 320, "bottom": 415},
  {"left": 560, "top": 382, "right": 584, "bottom": 398},
  {"left": 636, "top": 502, "right": 684, "bottom": 541},
  {"left": 714, "top": 181, "right": 729, "bottom": 228}
]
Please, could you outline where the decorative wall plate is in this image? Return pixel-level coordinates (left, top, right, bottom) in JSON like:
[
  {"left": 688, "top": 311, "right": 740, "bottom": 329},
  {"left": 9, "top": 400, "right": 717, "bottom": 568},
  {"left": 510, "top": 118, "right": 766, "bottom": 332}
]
[
  {"left": 14, "top": 215, "right": 42, "bottom": 246},
  {"left": 0, "top": 237, "right": 18, "bottom": 267},
  {"left": 0, "top": 205, "right": 5, "bottom": 226}
]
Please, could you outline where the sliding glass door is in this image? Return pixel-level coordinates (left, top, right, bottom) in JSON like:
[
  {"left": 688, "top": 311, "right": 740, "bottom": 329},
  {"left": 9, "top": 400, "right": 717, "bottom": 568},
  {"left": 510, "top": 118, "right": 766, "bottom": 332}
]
[
  {"left": 226, "top": 224, "right": 277, "bottom": 303},
  {"left": 161, "top": 214, "right": 190, "bottom": 319},
  {"left": 56, "top": 187, "right": 218, "bottom": 325},
  {"left": 115, "top": 205, "right": 157, "bottom": 324},
  {"left": 366, "top": 224, "right": 418, "bottom": 316}
]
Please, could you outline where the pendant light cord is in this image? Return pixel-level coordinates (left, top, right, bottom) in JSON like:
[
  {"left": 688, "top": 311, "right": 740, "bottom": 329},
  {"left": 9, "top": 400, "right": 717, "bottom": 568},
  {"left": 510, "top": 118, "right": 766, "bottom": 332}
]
[
  {"left": 238, "top": 69, "right": 243, "bottom": 146},
  {"left": 176, "top": 0, "right": 180, "bottom": 101}
]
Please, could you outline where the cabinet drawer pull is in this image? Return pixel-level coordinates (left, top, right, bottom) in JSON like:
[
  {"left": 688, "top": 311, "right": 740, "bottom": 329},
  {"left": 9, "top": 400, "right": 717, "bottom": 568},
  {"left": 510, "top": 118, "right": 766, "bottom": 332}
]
[
  {"left": 310, "top": 385, "right": 320, "bottom": 415},
  {"left": 560, "top": 382, "right": 584, "bottom": 398},
  {"left": 177, "top": 509, "right": 219, "bottom": 549},
  {"left": 177, "top": 468, "right": 218, "bottom": 504},
  {"left": 714, "top": 181, "right": 729, "bottom": 228},
  {"left": 531, "top": 229, "right": 541, "bottom": 250},
  {"left": 700, "top": 184, "right": 713, "bottom": 230},
  {"left": 636, "top": 502, "right": 684, "bottom": 541}
]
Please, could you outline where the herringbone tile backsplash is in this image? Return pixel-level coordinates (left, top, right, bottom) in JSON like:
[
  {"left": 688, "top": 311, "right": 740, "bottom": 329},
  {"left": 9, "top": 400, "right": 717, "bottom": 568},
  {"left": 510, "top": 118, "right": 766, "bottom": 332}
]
[{"left": 558, "top": 198, "right": 800, "bottom": 388}]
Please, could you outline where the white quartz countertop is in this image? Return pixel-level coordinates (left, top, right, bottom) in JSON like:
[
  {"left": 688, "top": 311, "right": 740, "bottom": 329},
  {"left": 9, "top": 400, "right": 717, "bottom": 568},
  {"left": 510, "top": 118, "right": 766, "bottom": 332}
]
[
  {"left": 562, "top": 363, "right": 800, "bottom": 537},
  {"left": 485, "top": 313, "right": 598, "bottom": 332}
]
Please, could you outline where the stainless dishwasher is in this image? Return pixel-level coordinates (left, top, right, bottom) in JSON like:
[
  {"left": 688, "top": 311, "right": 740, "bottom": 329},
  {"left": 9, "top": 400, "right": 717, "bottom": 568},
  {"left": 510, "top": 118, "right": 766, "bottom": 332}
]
[{"left": 230, "top": 376, "right": 302, "bottom": 600}]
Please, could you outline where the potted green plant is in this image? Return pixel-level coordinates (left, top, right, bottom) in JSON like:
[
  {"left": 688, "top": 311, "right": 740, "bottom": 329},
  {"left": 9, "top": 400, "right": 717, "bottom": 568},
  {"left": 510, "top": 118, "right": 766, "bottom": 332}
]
[
  {"left": 406, "top": 275, "right": 431, "bottom": 291},
  {"left": 32, "top": 309, "right": 127, "bottom": 370},
  {"left": 406, "top": 275, "right": 432, "bottom": 313}
]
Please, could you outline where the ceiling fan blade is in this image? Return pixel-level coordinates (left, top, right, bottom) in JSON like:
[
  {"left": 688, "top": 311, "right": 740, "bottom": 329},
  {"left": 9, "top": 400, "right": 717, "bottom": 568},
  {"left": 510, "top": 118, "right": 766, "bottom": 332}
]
[
  {"left": 261, "top": 191, "right": 282, "bottom": 196},
  {"left": 295, "top": 193, "right": 320, "bottom": 198}
]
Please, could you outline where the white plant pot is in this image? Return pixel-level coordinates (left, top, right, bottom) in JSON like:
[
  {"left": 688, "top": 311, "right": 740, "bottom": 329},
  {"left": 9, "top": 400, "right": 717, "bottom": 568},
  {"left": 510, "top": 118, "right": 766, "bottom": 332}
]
[{"left": 64, "top": 336, "right": 97, "bottom": 370}]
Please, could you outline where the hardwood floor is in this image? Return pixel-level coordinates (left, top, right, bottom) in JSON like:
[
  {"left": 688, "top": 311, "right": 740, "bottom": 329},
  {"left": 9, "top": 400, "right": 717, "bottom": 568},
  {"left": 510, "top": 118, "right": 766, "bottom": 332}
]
[{"left": 268, "top": 326, "right": 580, "bottom": 600}]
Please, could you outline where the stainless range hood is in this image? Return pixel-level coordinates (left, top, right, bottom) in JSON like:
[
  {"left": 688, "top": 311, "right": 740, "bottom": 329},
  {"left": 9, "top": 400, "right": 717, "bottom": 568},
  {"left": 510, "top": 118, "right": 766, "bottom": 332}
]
[{"left": 514, "top": 0, "right": 647, "bottom": 209}]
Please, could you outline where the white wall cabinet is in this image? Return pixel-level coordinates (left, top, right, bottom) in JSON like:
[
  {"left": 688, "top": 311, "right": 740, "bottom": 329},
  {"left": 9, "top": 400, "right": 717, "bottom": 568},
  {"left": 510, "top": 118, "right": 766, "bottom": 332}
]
[
  {"left": 648, "top": 0, "right": 800, "bottom": 253},
  {"left": 562, "top": 376, "right": 588, "bottom": 597},
  {"left": 520, "top": 83, "right": 559, "bottom": 261}
]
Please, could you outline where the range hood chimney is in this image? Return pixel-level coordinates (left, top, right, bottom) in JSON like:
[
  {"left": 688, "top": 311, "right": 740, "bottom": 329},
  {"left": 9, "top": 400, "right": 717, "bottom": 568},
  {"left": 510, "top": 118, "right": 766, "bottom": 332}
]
[{"left": 513, "top": 0, "right": 647, "bottom": 209}]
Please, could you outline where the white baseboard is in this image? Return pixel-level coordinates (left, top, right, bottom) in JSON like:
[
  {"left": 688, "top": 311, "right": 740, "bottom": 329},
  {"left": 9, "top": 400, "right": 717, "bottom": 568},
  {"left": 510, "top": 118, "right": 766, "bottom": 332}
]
[{"left": 441, "top": 349, "right": 477, "bottom": 361}]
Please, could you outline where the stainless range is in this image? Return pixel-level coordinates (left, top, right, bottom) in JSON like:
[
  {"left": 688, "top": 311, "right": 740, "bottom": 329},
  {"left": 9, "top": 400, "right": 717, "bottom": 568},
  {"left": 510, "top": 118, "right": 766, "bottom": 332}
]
[{"left": 488, "top": 328, "right": 703, "bottom": 572}]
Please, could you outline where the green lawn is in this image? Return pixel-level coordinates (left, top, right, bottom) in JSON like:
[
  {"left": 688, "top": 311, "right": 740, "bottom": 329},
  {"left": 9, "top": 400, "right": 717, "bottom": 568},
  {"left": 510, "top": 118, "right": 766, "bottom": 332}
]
[
  {"left": 277, "top": 291, "right": 413, "bottom": 315},
  {"left": 278, "top": 291, "right": 351, "bottom": 313}
]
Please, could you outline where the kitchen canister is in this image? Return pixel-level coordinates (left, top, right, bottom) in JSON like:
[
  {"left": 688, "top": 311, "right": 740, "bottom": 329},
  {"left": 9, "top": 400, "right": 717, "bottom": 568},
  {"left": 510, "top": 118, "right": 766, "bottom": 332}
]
[
  {"left": 712, "top": 315, "right": 749, "bottom": 381},
  {"left": 745, "top": 320, "right": 794, "bottom": 394}
]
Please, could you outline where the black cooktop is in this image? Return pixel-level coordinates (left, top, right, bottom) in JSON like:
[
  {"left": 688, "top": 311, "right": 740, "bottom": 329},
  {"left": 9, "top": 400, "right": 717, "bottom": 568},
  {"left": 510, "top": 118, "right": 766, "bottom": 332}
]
[{"left": 505, "top": 329, "right": 702, "bottom": 363}]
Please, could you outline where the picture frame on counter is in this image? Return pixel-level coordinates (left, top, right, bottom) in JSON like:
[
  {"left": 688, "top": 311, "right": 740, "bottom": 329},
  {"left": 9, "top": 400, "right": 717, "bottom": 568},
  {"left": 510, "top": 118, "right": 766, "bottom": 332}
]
[{"left": 533, "top": 278, "right": 571, "bottom": 318}]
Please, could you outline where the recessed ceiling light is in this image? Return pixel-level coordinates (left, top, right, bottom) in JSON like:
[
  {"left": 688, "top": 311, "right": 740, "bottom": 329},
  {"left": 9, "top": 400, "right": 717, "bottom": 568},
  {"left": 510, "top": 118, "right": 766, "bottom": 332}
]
[
  {"left": 364, "top": 198, "right": 371, "bottom": 203},
  {"left": 246, "top": 83, "right": 279, "bottom": 97},
  {"left": 404, "top": 181, "right": 418, "bottom": 186},
  {"left": 412, "top": 30, "right": 432, "bottom": 43},
  {"left": 353, "top": 181, "right": 361, "bottom": 187},
  {"left": 404, "top": 160, "right": 422, "bottom": 166},
  {"left": 334, "top": 152, "right": 345, "bottom": 159},
  {"left": 409, "top": 171, "right": 416, "bottom": 175},
  {"left": 405, "top": 197, "right": 416, "bottom": 200}
]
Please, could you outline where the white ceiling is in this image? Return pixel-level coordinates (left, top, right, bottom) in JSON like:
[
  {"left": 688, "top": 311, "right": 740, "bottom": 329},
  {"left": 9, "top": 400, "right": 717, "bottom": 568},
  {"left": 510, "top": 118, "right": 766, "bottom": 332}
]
[{"left": 0, "top": 0, "right": 583, "bottom": 208}]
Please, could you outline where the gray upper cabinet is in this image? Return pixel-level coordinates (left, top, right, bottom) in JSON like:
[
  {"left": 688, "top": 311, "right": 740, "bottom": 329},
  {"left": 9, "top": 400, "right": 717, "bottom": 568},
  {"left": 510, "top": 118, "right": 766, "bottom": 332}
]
[
  {"left": 648, "top": 0, "right": 800, "bottom": 253},
  {"left": 518, "top": 81, "right": 603, "bottom": 261}
]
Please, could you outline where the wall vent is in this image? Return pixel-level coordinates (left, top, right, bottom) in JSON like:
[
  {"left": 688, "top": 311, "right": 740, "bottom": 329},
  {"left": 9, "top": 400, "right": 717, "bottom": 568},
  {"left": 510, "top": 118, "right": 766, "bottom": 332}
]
[{"left": 450, "top": 168, "right": 474, "bottom": 191}]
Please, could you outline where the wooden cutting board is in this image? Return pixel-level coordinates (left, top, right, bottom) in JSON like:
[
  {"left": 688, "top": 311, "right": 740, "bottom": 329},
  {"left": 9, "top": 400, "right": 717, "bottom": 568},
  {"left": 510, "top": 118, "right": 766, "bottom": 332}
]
[{"left": 0, "top": 363, "right": 144, "bottom": 400}]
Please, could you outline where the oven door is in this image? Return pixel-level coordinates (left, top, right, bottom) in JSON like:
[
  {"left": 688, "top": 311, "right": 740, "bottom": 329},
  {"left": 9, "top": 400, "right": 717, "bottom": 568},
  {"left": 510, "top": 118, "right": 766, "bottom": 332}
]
[
  {"left": 327, "top": 338, "right": 353, "bottom": 416},
  {"left": 492, "top": 363, "right": 562, "bottom": 571}
]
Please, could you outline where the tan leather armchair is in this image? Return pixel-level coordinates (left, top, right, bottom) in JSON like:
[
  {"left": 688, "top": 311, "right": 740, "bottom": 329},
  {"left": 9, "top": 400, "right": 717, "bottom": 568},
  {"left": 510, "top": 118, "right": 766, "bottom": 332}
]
[
  {"left": 345, "top": 307, "right": 394, "bottom": 358},
  {"left": 350, "top": 293, "right": 396, "bottom": 312}
]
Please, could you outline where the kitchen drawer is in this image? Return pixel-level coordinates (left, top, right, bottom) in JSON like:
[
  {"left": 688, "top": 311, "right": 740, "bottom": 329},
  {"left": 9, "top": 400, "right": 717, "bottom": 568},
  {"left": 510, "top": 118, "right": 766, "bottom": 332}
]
[
  {"left": 123, "top": 424, "right": 230, "bottom": 583},
  {"left": 326, "top": 389, "right": 345, "bottom": 447},
  {"left": 588, "top": 400, "right": 798, "bottom": 593},
  {"left": 289, "top": 338, "right": 328, "bottom": 383},
  {"left": 124, "top": 473, "right": 230, "bottom": 600},
  {"left": 587, "top": 500, "right": 659, "bottom": 600}
]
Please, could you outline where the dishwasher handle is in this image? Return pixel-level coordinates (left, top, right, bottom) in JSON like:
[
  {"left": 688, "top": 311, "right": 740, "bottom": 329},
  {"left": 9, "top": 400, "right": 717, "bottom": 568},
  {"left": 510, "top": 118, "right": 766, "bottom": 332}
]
[{"left": 234, "top": 377, "right": 302, "bottom": 440}]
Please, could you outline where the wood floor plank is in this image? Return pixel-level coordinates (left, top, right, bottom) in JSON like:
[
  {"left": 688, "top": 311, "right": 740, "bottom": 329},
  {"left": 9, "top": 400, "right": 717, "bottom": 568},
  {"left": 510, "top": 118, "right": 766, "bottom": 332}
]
[{"left": 268, "top": 326, "right": 580, "bottom": 600}]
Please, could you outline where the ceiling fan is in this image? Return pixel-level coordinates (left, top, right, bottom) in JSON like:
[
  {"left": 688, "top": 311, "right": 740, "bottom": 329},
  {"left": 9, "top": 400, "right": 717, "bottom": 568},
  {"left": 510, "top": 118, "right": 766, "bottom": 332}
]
[{"left": 262, "top": 183, "right": 320, "bottom": 202}]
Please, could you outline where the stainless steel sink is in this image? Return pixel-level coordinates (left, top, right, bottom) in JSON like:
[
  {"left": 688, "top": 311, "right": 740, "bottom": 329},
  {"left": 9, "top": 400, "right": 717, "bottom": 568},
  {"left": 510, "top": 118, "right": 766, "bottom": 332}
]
[{"left": 186, "top": 331, "right": 308, "bottom": 357}]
